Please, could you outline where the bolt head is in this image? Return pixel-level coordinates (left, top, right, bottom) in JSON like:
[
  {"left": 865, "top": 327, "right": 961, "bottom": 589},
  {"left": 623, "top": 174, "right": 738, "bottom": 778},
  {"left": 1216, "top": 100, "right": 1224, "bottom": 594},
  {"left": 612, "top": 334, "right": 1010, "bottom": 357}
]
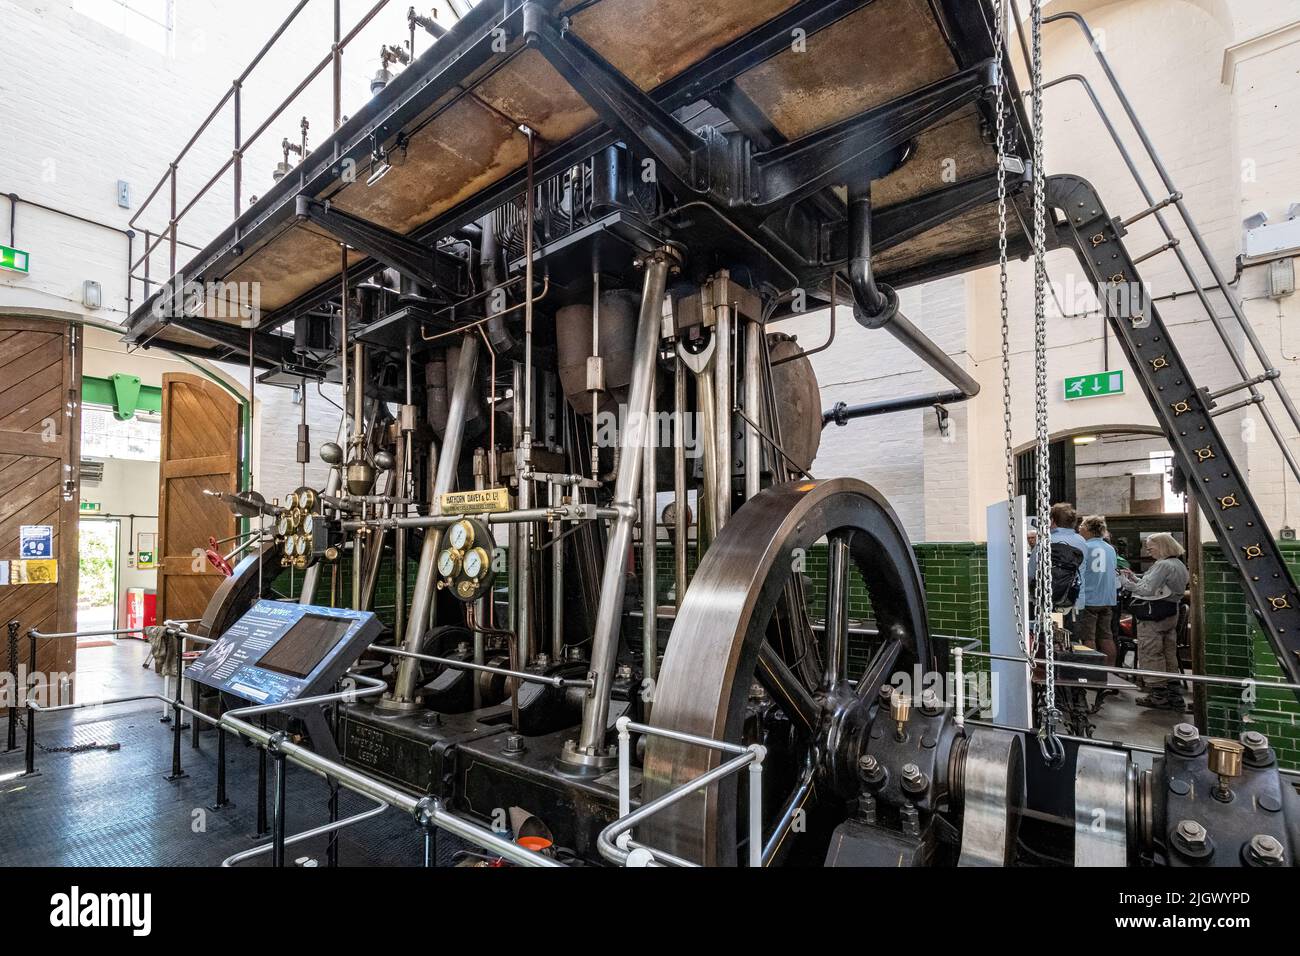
[
  {"left": 1172, "top": 722, "right": 1199, "bottom": 743},
  {"left": 901, "top": 763, "right": 924, "bottom": 785},
  {"left": 858, "top": 754, "right": 878, "bottom": 773},
  {"left": 1176, "top": 819, "right": 1207, "bottom": 847},
  {"left": 1240, "top": 730, "right": 1272, "bottom": 763},
  {"left": 1248, "top": 834, "right": 1285, "bottom": 863}
]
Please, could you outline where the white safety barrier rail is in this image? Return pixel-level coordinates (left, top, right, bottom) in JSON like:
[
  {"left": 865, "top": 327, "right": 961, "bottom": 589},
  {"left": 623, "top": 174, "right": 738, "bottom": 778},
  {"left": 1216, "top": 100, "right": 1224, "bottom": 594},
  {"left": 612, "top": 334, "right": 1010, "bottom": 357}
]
[{"left": 598, "top": 716, "right": 765, "bottom": 867}]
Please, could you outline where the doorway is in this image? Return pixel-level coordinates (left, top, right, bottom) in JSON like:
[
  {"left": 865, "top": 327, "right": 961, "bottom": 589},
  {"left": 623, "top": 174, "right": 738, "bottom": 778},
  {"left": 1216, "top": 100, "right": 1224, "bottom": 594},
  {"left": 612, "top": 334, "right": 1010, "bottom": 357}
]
[{"left": 76, "top": 518, "right": 120, "bottom": 642}]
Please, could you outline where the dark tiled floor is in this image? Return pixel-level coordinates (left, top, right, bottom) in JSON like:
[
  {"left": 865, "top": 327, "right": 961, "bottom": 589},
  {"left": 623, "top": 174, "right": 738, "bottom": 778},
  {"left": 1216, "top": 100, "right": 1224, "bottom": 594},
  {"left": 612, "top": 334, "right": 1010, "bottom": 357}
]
[{"left": 1, "top": 643, "right": 424, "bottom": 867}]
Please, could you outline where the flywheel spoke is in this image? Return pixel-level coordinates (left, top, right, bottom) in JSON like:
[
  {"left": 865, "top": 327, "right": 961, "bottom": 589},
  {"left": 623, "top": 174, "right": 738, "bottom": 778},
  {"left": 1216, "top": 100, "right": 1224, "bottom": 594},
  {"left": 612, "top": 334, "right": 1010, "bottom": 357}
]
[{"left": 757, "top": 641, "right": 821, "bottom": 733}]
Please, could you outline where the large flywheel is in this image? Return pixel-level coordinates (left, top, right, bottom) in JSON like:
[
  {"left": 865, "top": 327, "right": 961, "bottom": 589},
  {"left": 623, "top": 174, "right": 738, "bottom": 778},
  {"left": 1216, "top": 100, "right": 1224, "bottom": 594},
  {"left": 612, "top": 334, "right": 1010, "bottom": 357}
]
[{"left": 642, "top": 478, "right": 938, "bottom": 866}]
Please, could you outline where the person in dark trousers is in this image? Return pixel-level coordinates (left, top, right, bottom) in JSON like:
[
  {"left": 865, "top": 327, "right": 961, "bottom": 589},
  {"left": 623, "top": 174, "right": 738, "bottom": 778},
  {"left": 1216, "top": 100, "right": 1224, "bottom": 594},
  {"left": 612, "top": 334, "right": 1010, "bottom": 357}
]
[{"left": 1120, "top": 532, "right": 1190, "bottom": 711}]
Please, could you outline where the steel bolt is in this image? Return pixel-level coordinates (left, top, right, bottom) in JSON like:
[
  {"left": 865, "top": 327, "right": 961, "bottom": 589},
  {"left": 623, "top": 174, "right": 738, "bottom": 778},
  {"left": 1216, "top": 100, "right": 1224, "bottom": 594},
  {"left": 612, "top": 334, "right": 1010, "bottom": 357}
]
[
  {"left": 1248, "top": 834, "right": 1285, "bottom": 865},
  {"left": 1172, "top": 722, "right": 1199, "bottom": 743},
  {"left": 1175, "top": 819, "right": 1207, "bottom": 847},
  {"left": 1240, "top": 730, "right": 1272, "bottom": 764},
  {"left": 503, "top": 733, "right": 525, "bottom": 755},
  {"left": 900, "top": 762, "right": 928, "bottom": 794},
  {"left": 858, "top": 754, "right": 879, "bottom": 774},
  {"left": 921, "top": 687, "right": 942, "bottom": 714}
]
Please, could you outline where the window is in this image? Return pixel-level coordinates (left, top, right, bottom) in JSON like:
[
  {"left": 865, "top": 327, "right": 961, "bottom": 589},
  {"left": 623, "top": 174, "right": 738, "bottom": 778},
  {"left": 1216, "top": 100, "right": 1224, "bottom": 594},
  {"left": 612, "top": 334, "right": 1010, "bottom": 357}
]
[
  {"left": 73, "top": 0, "right": 174, "bottom": 56},
  {"left": 81, "top": 405, "right": 162, "bottom": 462}
]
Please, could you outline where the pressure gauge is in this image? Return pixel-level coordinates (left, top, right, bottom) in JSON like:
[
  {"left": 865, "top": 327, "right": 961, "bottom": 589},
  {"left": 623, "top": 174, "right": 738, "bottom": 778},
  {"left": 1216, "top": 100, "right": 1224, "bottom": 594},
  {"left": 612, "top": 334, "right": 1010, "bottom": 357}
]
[
  {"left": 463, "top": 546, "right": 489, "bottom": 580},
  {"left": 301, "top": 513, "right": 314, "bottom": 535},
  {"left": 294, "top": 535, "right": 309, "bottom": 557},
  {"left": 282, "top": 537, "right": 295, "bottom": 557},
  {"left": 447, "top": 520, "right": 474, "bottom": 551},
  {"left": 297, "top": 489, "right": 316, "bottom": 511},
  {"left": 277, "top": 514, "right": 293, "bottom": 537},
  {"left": 437, "top": 548, "right": 462, "bottom": 578}
]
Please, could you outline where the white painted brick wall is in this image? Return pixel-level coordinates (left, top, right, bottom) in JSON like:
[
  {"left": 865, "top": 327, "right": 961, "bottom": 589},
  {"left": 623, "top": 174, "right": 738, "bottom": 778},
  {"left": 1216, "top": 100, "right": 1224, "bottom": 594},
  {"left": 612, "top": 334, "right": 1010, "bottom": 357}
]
[{"left": 0, "top": 0, "right": 398, "bottom": 495}]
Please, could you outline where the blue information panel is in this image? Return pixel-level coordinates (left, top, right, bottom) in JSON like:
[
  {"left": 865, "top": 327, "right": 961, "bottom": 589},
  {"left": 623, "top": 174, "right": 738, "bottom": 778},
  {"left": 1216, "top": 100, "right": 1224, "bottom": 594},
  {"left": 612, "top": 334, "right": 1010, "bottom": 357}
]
[{"left": 188, "top": 600, "right": 381, "bottom": 707}]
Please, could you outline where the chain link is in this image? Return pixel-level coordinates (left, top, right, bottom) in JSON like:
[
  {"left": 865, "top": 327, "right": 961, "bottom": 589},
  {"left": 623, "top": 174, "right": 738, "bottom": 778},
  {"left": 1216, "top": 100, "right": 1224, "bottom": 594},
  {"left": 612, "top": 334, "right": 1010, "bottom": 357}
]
[
  {"left": 994, "top": 0, "right": 1025, "bottom": 659},
  {"left": 1029, "top": 0, "right": 1062, "bottom": 739}
]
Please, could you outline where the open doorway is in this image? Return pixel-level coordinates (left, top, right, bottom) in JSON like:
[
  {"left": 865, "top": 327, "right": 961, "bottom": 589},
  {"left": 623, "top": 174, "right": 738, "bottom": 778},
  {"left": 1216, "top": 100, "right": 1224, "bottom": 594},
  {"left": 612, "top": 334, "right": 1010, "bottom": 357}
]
[
  {"left": 76, "top": 518, "right": 120, "bottom": 641},
  {"left": 1017, "top": 430, "right": 1192, "bottom": 749}
]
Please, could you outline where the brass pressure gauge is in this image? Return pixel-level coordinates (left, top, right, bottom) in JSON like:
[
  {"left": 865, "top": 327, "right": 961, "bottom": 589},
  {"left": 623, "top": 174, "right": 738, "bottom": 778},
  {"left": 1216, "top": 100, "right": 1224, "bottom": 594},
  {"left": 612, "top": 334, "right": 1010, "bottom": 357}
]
[
  {"left": 438, "top": 520, "right": 495, "bottom": 604},
  {"left": 463, "top": 546, "right": 488, "bottom": 580},
  {"left": 447, "top": 519, "right": 475, "bottom": 551},
  {"left": 437, "top": 548, "right": 463, "bottom": 579}
]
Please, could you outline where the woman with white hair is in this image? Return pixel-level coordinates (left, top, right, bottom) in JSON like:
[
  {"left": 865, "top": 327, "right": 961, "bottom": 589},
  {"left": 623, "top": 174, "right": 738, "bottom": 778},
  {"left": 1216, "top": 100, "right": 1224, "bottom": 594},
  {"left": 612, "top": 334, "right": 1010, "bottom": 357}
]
[{"left": 1119, "top": 532, "right": 1189, "bottom": 711}]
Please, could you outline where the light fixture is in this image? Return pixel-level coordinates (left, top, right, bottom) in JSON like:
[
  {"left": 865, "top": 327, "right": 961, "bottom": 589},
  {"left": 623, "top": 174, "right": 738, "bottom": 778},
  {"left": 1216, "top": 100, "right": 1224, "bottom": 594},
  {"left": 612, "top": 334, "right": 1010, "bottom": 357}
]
[
  {"left": 82, "top": 279, "right": 102, "bottom": 309},
  {"left": 1243, "top": 211, "right": 1269, "bottom": 230},
  {"left": 1072, "top": 434, "right": 1098, "bottom": 445}
]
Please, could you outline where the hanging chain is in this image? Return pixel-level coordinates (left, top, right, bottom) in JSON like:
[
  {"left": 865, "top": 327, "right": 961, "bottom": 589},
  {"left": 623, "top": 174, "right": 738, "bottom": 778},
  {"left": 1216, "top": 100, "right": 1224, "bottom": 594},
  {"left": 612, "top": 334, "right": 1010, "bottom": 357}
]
[
  {"left": 993, "top": 0, "right": 1025, "bottom": 658},
  {"left": 1029, "top": 0, "right": 1063, "bottom": 760}
]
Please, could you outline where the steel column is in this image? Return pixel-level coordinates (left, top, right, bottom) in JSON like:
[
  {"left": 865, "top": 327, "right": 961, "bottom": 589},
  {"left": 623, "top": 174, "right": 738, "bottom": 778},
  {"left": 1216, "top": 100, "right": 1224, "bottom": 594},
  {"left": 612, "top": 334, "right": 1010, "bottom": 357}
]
[{"left": 573, "top": 248, "right": 674, "bottom": 757}]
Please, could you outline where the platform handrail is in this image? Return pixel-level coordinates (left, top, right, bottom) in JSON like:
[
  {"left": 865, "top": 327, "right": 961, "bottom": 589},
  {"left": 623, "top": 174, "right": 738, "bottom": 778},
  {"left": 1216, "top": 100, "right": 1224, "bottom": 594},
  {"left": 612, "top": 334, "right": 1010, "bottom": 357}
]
[
  {"left": 222, "top": 796, "right": 389, "bottom": 867},
  {"left": 127, "top": 0, "right": 394, "bottom": 291},
  {"left": 598, "top": 716, "right": 765, "bottom": 867}
]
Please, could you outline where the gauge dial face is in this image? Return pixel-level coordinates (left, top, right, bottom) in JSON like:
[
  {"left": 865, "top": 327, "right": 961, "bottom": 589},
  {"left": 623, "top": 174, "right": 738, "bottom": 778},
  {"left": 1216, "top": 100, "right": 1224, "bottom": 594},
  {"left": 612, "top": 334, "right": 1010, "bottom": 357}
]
[
  {"left": 302, "top": 514, "right": 314, "bottom": 535},
  {"left": 282, "top": 537, "right": 295, "bottom": 557},
  {"left": 463, "top": 547, "right": 487, "bottom": 579},
  {"left": 437, "top": 548, "right": 462, "bottom": 578},
  {"left": 299, "top": 489, "right": 317, "bottom": 511},
  {"left": 294, "top": 535, "right": 308, "bottom": 556},
  {"left": 448, "top": 520, "right": 474, "bottom": 550},
  {"left": 277, "top": 515, "right": 292, "bottom": 537}
]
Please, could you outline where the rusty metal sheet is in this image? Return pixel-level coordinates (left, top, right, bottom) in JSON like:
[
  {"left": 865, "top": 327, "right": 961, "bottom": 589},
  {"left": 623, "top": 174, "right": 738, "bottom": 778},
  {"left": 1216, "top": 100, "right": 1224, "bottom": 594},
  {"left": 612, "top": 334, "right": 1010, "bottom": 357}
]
[{"left": 734, "top": 0, "right": 958, "bottom": 141}]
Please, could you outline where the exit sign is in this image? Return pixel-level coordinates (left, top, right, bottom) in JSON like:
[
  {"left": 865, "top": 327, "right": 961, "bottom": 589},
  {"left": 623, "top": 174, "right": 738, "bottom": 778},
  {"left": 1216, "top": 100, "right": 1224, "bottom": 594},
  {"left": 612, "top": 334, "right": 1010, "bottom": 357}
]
[
  {"left": 1, "top": 244, "right": 30, "bottom": 274},
  {"left": 1064, "top": 370, "right": 1124, "bottom": 401}
]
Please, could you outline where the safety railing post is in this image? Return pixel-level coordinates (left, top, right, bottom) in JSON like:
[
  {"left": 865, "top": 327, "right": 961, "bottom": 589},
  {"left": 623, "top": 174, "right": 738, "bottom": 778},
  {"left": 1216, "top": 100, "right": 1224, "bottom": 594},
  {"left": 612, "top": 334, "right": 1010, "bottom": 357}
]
[
  {"left": 24, "top": 629, "right": 37, "bottom": 775},
  {"left": 5, "top": 620, "right": 18, "bottom": 753},
  {"left": 270, "top": 733, "right": 288, "bottom": 867},
  {"left": 190, "top": 675, "right": 202, "bottom": 750},
  {"left": 233, "top": 81, "right": 242, "bottom": 218},
  {"left": 168, "top": 163, "right": 178, "bottom": 276},
  {"left": 166, "top": 628, "right": 186, "bottom": 780},
  {"left": 255, "top": 715, "right": 269, "bottom": 837},
  {"left": 748, "top": 745, "right": 765, "bottom": 869},
  {"left": 211, "top": 707, "right": 231, "bottom": 810}
]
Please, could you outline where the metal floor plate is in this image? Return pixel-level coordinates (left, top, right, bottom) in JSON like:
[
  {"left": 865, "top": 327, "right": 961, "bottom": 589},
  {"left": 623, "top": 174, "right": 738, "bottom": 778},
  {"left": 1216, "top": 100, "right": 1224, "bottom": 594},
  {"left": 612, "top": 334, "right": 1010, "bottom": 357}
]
[{"left": 1, "top": 650, "right": 426, "bottom": 867}]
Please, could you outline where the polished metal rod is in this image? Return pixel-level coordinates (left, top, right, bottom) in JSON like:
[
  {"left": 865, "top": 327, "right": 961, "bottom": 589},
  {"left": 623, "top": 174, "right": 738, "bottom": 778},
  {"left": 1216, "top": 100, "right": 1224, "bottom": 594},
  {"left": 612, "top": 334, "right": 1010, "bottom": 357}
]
[
  {"left": 390, "top": 334, "right": 480, "bottom": 705},
  {"left": 576, "top": 248, "right": 674, "bottom": 756}
]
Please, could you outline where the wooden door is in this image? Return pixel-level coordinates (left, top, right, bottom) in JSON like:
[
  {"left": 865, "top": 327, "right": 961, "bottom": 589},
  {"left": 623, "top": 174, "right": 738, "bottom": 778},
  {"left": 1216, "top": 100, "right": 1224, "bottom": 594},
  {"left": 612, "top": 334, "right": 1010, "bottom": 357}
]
[
  {"left": 157, "top": 373, "right": 241, "bottom": 627},
  {"left": 0, "top": 319, "right": 80, "bottom": 702}
]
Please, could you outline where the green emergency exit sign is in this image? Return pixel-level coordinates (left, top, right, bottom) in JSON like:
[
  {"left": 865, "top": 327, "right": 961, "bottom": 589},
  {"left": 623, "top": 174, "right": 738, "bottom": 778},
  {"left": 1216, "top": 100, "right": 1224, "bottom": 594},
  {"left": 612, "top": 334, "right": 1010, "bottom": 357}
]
[
  {"left": 1064, "top": 370, "right": 1124, "bottom": 400},
  {"left": 1, "top": 244, "right": 30, "bottom": 274}
]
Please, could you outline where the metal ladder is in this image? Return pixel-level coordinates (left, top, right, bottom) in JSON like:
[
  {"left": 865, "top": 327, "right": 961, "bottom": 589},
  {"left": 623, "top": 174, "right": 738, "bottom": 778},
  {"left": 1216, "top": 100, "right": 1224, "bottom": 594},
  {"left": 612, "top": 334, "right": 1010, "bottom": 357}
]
[{"left": 1015, "top": 8, "right": 1300, "bottom": 687}]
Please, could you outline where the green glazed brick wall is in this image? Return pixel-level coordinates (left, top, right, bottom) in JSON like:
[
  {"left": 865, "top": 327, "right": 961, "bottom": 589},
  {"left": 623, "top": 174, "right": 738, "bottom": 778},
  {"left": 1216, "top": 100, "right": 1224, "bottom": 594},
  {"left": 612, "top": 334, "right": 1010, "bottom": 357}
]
[
  {"left": 654, "top": 540, "right": 992, "bottom": 702},
  {"left": 1202, "top": 541, "right": 1300, "bottom": 770},
  {"left": 277, "top": 535, "right": 1298, "bottom": 768}
]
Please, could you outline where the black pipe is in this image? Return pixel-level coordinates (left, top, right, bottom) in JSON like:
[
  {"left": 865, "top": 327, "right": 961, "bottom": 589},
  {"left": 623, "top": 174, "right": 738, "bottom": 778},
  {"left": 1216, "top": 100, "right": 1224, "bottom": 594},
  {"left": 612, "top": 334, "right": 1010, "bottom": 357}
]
[
  {"left": 845, "top": 185, "right": 981, "bottom": 402},
  {"left": 824, "top": 388, "right": 968, "bottom": 427}
]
